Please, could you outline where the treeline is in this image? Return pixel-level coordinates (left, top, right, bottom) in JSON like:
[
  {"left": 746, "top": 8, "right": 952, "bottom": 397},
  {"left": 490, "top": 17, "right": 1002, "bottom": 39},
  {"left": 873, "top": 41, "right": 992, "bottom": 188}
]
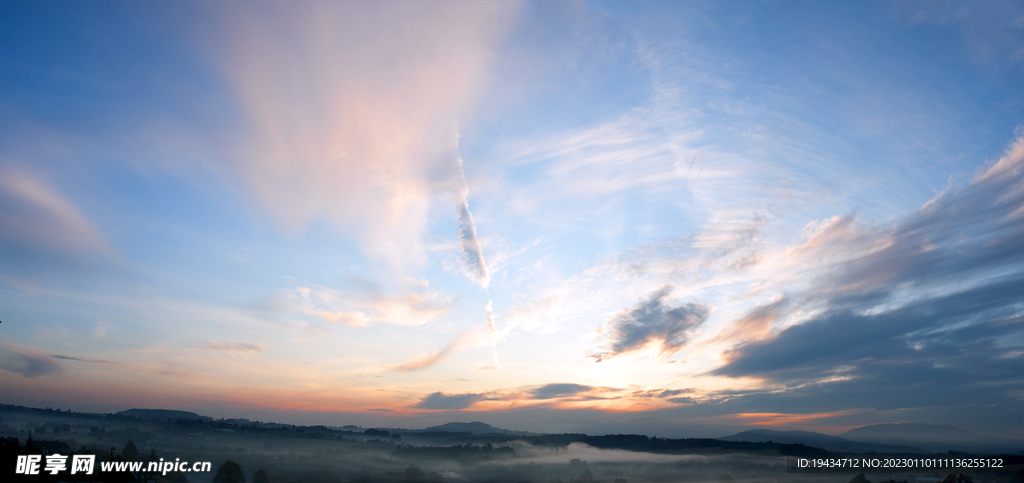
[
  {"left": 516, "top": 433, "right": 832, "bottom": 456},
  {"left": 393, "top": 442, "right": 516, "bottom": 461}
]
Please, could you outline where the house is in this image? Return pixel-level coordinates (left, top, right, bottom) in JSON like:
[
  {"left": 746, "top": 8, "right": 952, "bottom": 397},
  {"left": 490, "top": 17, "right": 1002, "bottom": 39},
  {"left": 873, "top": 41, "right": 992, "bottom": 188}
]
[{"left": 940, "top": 474, "right": 973, "bottom": 483}]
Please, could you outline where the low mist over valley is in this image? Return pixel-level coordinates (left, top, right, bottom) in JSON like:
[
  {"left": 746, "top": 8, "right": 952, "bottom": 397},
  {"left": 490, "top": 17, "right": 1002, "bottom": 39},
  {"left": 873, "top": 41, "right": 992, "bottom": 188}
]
[{"left": 3, "top": 404, "right": 1022, "bottom": 483}]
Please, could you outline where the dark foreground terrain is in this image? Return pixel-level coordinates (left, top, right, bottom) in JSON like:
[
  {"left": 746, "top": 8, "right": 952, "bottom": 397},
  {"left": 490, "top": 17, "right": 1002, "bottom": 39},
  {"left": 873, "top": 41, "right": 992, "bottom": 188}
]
[{"left": 2, "top": 404, "right": 1021, "bottom": 483}]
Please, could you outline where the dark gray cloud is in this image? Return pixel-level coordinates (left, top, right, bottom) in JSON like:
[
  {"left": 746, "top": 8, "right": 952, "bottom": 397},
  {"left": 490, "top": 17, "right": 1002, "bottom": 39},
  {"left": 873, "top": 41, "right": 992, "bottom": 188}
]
[
  {"left": 51, "top": 355, "right": 114, "bottom": 364},
  {"left": 590, "top": 285, "right": 708, "bottom": 362},
  {"left": 826, "top": 145, "right": 1023, "bottom": 298},
  {"left": 697, "top": 141, "right": 1024, "bottom": 434},
  {"left": 528, "top": 383, "right": 594, "bottom": 399},
  {"left": 0, "top": 345, "right": 63, "bottom": 378},
  {"left": 657, "top": 388, "right": 695, "bottom": 398},
  {"left": 713, "top": 276, "right": 1024, "bottom": 381},
  {"left": 672, "top": 311, "right": 1023, "bottom": 433},
  {"left": 412, "top": 392, "right": 483, "bottom": 410},
  {"left": 714, "top": 139, "right": 1024, "bottom": 383}
]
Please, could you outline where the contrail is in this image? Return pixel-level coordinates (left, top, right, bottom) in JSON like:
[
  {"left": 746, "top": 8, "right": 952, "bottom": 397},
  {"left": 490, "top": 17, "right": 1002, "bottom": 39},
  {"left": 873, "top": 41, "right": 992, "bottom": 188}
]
[
  {"left": 456, "top": 190, "right": 490, "bottom": 288},
  {"left": 450, "top": 123, "right": 496, "bottom": 365},
  {"left": 450, "top": 122, "right": 490, "bottom": 289}
]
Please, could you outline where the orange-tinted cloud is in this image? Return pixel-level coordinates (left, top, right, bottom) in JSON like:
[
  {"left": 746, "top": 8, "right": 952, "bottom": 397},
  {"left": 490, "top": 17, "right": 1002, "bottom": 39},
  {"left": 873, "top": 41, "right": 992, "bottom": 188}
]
[
  {"left": 297, "top": 284, "right": 450, "bottom": 327},
  {"left": 209, "top": 1, "right": 519, "bottom": 276},
  {"left": 710, "top": 409, "right": 866, "bottom": 427},
  {"left": 715, "top": 296, "right": 789, "bottom": 345}
]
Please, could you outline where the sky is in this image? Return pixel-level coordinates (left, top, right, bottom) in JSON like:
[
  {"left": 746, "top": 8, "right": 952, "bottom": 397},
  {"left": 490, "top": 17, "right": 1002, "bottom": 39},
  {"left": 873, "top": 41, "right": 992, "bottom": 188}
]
[{"left": 1, "top": 0, "right": 1023, "bottom": 439}]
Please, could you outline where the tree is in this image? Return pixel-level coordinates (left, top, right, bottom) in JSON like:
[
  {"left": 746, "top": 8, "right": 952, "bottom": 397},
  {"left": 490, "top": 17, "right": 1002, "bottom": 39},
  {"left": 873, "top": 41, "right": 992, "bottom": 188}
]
[
  {"left": 121, "top": 440, "right": 139, "bottom": 461},
  {"left": 849, "top": 474, "right": 871, "bottom": 483},
  {"left": 253, "top": 468, "right": 271, "bottom": 483},
  {"left": 404, "top": 464, "right": 424, "bottom": 481},
  {"left": 214, "top": 460, "right": 246, "bottom": 483}
]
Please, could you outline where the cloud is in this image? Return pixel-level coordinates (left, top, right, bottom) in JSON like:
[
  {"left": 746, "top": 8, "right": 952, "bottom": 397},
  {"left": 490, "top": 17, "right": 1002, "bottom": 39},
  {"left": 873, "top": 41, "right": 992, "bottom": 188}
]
[
  {"left": 296, "top": 283, "right": 450, "bottom": 327},
  {"left": 801, "top": 136, "right": 1024, "bottom": 297},
  {"left": 712, "top": 276, "right": 1024, "bottom": 381},
  {"left": 92, "top": 321, "right": 111, "bottom": 339},
  {"left": 384, "top": 323, "right": 497, "bottom": 372},
  {"left": 590, "top": 286, "right": 709, "bottom": 362},
  {"left": 712, "top": 409, "right": 867, "bottom": 427},
  {"left": 714, "top": 296, "right": 789, "bottom": 344},
  {"left": 0, "top": 168, "right": 118, "bottom": 283},
  {"left": 412, "top": 392, "right": 484, "bottom": 410},
  {"left": 387, "top": 338, "right": 462, "bottom": 372},
  {"left": 0, "top": 344, "right": 63, "bottom": 378},
  {"left": 893, "top": 0, "right": 1024, "bottom": 65},
  {"left": 700, "top": 137, "right": 1024, "bottom": 433},
  {"left": 500, "top": 113, "right": 703, "bottom": 198},
  {"left": 203, "top": 342, "right": 265, "bottom": 353},
  {"left": 457, "top": 197, "right": 490, "bottom": 288},
  {"left": 204, "top": 1, "right": 518, "bottom": 276},
  {"left": 528, "top": 383, "right": 595, "bottom": 399},
  {"left": 449, "top": 127, "right": 492, "bottom": 289},
  {"left": 684, "top": 312, "right": 1023, "bottom": 432},
  {"left": 714, "top": 135, "right": 1024, "bottom": 371},
  {"left": 50, "top": 355, "right": 114, "bottom": 364},
  {"left": 657, "top": 388, "right": 695, "bottom": 398}
]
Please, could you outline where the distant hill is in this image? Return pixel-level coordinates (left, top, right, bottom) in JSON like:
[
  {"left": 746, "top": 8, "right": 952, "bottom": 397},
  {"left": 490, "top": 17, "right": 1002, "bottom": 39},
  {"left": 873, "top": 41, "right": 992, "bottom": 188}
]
[
  {"left": 841, "top": 423, "right": 1024, "bottom": 454},
  {"left": 720, "top": 429, "right": 929, "bottom": 454},
  {"left": 512, "top": 417, "right": 732, "bottom": 439},
  {"left": 419, "top": 421, "right": 518, "bottom": 434},
  {"left": 117, "top": 408, "right": 211, "bottom": 421},
  {"left": 722, "top": 429, "right": 854, "bottom": 446},
  {"left": 841, "top": 423, "right": 974, "bottom": 443}
]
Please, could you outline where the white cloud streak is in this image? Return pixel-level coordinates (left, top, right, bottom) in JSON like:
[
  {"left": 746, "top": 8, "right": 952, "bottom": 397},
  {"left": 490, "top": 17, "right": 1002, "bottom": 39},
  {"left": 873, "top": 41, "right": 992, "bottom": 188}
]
[{"left": 451, "top": 127, "right": 491, "bottom": 289}]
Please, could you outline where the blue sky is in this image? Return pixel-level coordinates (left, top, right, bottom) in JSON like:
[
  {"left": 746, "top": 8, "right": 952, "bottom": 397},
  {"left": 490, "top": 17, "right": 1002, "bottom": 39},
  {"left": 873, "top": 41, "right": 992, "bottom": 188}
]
[{"left": 1, "top": 0, "right": 1022, "bottom": 438}]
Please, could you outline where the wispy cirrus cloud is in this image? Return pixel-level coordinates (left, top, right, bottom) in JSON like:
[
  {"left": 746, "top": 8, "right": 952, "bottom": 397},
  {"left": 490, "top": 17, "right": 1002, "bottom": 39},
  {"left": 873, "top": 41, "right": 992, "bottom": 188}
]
[
  {"left": 51, "top": 355, "right": 114, "bottom": 364},
  {"left": 710, "top": 409, "right": 868, "bottom": 427},
  {"left": 203, "top": 342, "right": 265, "bottom": 353},
  {"left": 713, "top": 296, "right": 789, "bottom": 345},
  {"left": 698, "top": 136, "right": 1024, "bottom": 431},
  {"left": 383, "top": 322, "right": 498, "bottom": 372},
  {"left": 0, "top": 167, "right": 119, "bottom": 284},
  {"left": 386, "top": 334, "right": 468, "bottom": 373},
  {"left": 0, "top": 344, "right": 63, "bottom": 378},
  {"left": 205, "top": 1, "right": 519, "bottom": 278},
  {"left": 294, "top": 283, "right": 450, "bottom": 327}
]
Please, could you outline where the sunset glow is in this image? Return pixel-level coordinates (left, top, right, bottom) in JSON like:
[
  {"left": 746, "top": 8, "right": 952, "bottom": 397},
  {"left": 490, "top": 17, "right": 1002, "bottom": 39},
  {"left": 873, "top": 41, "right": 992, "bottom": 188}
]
[{"left": 1, "top": 0, "right": 1023, "bottom": 440}]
